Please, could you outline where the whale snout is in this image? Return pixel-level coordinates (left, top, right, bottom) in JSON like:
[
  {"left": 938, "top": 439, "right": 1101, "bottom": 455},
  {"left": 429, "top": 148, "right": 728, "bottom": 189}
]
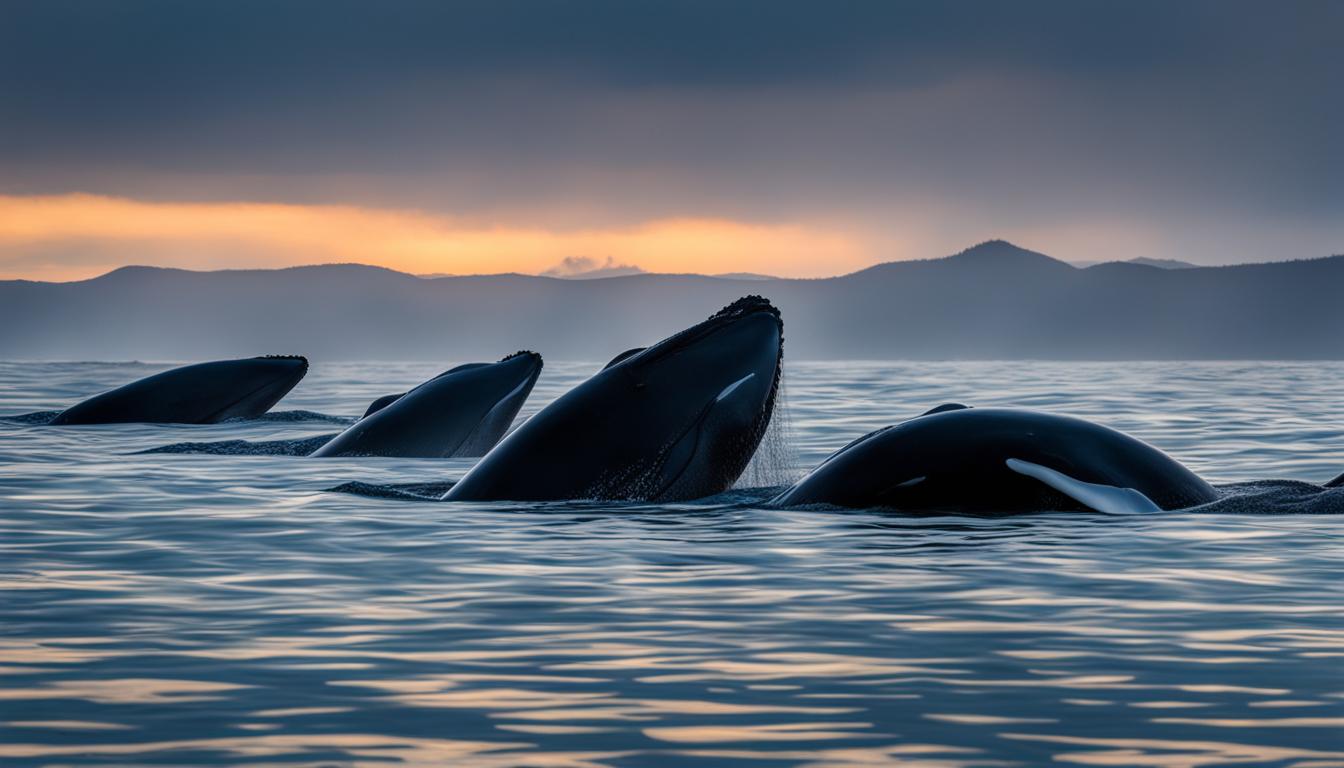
[
  {"left": 500, "top": 350, "right": 543, "bottom": 379},
  {"left": 256, "top": 355, "right": 309, "bottom": 388},
  {"left": 712, "top": 296, "right": 782, "bottom": 343},
  {"left": 494, "top": 351, "right": 544, "bottom": 398},
  {"left": 729, "top": 307, "right": 783, "bottom": 359},
  {"left": 249, "top": 355, "right": 310, "bottom": 396},
  {"left": 221, "top": 355, "right": 310, "bottom": 419},
  {"left": 704, "top": 301, "right": 783, "bottom": 397}
]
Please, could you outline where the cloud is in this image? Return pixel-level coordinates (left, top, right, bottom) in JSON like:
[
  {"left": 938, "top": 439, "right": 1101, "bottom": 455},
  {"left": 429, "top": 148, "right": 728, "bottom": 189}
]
[
  {"left": 0, "top": 1, "right": 1339, "bottom": 271},
  {"left": 0, "top": 3, "right": 1339, "bottom": 274},
  {"left": 540, "top": 256, "right": 645, "bottom": 279}
]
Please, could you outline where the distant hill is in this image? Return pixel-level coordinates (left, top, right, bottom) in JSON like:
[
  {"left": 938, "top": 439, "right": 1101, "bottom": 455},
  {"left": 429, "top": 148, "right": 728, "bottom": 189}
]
[
  {"left": 3, "top": 241, "right": 1342, "bottom": 360},
  {"left": 711, "top": 272, "right": 776, "bottom": 281},
  {"left": 1072, "top": 256, "right": 1199, "bottom": 269},
  {"left": 1126, "top": 257, "right": 1198, "bottom": 269}
]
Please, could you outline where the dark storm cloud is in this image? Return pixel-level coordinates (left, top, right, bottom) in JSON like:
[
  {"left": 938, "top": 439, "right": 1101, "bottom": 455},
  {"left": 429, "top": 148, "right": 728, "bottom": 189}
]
[
  {"left": 1, "top": 0, "right": 1340, "bottom": 261},
  {"left": 0, "top": 0, "right": 1206, "bottom": 94}
]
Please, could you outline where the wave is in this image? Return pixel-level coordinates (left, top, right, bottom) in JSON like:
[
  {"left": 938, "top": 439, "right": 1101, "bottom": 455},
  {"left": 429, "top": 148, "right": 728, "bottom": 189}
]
[
  {"left": 1200, "top": 480, "right": 1344, "bottom": 515},
  {"left": 327, "top": 481, "right": 457, "bottom": 500},
  {"left": 3, "top": 410, "right": 350, "bottom": 427},
  {"left": 323, "top": 479, "right": 1344, "bottom": 514},
  {"left": 0, "top": 410, "right": 59, "bottom": 424},
  {"left": 223, "top": 410, "right": 352, "bottom": 424},
  {"left": 140, "top": 434, "right": 337, "bottom": 456},
  {"left": 325, "top": 481, "right": 789, "bottom": 505}
]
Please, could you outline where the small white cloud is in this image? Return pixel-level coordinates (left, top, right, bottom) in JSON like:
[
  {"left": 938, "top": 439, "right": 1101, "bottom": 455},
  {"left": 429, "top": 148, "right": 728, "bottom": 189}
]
[{"left": 540, "top": 255, "right": 645, "bottom": 279}]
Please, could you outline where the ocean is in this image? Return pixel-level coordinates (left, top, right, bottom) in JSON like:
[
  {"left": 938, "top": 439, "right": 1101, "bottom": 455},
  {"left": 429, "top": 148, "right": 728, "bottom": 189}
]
[{"left": 1, "top": 360, "right": 1341, "bottom": 766}]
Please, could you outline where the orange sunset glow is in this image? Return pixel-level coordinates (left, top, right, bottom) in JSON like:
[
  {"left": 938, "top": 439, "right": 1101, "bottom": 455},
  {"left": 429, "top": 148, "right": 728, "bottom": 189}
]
[{"left": 0, "top": 194, "right": 874, "bottom": 281}]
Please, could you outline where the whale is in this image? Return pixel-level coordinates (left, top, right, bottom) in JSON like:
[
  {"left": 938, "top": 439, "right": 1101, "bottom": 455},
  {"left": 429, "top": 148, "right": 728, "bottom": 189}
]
[
  {"left": 49, "top": 355, "right": 309, "bottom": 425},
  {"left": 444, "top": 296, "right": 784, "bottom": 502},
  {"left": 312, "top": 352, "right": 543, "bottom": 458},
  {"left": 771, "top": 405, "right": 1218, "bottom": 514}
]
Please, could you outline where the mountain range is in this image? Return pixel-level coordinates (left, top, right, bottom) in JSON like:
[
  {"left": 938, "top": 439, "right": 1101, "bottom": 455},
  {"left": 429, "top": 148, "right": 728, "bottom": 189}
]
[{"left": 3, "top": 241, "right": 1341, "bottom": 360}]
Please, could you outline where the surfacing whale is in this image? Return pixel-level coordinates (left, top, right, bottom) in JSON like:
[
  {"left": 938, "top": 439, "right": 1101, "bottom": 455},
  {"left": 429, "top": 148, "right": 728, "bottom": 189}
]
[
  {"left": 444, "top": 296, "right": 784, "bottom": 502},
  {"left": 49, "top": 356, "right": 309, "bottom": 425},
  {"left": 312, "top": 352, "right": 543, "bottom": 458},
  {"left": 771, "top": 406, "right": 1218, "bottom": 514}
]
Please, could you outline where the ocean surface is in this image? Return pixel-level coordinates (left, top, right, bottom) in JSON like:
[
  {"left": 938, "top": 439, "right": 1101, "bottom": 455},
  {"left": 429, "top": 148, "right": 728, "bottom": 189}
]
[{"left": 1, "top": 360, "right": 1341, "bottom": 767}]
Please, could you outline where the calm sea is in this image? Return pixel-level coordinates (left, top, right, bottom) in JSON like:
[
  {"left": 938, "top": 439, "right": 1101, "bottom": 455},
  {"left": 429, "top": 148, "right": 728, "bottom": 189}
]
[{"left": 1, "top": 360, "right": 1341, "bottom": 766}]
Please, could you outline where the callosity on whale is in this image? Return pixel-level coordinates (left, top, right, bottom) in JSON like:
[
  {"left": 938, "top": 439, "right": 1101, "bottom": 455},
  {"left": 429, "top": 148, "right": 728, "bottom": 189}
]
[
  {"left": 312, "top": 352, "right": 543, "bottom": 458},
  {"left": 49, "top": 355, "right": 309, "bottom": 425},
  {"left": 771, "top": 406, "right": 1218, "bottom": 514},
  {"left": 444, "top": 296, "right": 784, "bottom": 502}
]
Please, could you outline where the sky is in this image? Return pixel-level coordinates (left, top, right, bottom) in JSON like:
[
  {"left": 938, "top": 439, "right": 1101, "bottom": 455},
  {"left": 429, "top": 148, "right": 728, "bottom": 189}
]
[{"left": 1, "top": 0, "right": 1340, "bottom": 281}]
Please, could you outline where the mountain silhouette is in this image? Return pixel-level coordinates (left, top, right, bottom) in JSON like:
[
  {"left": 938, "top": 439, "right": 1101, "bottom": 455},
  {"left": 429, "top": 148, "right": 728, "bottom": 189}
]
[
  {"left": 3, "top": 241, "right": 1341, "bottom": 360},
  {"left": 1125, "top": 257, "right": 1197, "bottom": 269},
  {"left": 1072, "top": 256, "right": 1199, "bottom": 269}
]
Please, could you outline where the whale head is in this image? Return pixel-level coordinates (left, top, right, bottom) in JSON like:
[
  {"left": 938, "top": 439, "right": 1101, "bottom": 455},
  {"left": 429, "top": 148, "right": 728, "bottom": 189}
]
[
  {"left": 446, "top": 296, "right": 783, "bottom": 502},
  {"left": 49, "top": 355, "right": 309, "bottom": 425},
  {"left": 312, "top": 351, "right": 543, "bottom": 458},
  {"left": 595, "top": 296, "right": 784, "bottom": 499}
]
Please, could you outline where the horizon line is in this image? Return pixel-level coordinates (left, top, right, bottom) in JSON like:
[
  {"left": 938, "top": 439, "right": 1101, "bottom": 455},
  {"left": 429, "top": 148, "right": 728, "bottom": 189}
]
[{"left": 10, "top": 245, "right": 1344, "bottom": 285}]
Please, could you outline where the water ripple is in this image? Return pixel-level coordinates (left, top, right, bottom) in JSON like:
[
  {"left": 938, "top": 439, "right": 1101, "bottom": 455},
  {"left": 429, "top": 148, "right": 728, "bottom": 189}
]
[{"left": 1, "top": 360, "right": 1341, "bottom": 766}]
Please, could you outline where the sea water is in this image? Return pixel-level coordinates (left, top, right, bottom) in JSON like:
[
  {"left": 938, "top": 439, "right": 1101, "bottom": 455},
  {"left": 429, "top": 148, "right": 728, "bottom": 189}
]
[{"left": 1, "top": 360, "right": 1341, "bottom": 766}]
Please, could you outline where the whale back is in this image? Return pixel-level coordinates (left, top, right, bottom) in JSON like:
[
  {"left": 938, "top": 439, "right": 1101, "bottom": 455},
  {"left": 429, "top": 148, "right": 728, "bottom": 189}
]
[
  {"left": 49, "top": 356, "right": 308, "bottom": 425},
  {"left": 361, "top": 363, "right": 493, "bottom": 418},
  {"left": 313, "top": 353, "right": 541, "bottom": 459},
  {"left": 362, "top": 392, "right": 406, "bottom": 418},
  {"left": 772, "top": 408, "right": 1217, "bottom": 513}
]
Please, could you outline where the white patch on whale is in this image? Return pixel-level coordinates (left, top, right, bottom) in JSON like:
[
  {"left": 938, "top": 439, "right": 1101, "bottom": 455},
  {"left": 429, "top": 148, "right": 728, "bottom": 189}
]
[
  {"left": 715, "top": 372, "right": 755, "bottom": 403},
  {"left": 1006, "top": 458, "right": 1161, "bottom": 514}
]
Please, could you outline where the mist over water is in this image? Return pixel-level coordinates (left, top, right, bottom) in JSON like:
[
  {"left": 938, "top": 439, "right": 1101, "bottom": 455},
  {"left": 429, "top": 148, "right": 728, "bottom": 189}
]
[{"left": 1, "top": 360, "right": 1342, "bottom": 766}]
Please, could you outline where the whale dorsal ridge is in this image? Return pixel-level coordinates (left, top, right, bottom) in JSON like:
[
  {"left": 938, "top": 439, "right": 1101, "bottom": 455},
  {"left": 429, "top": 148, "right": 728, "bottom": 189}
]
[
  {"left": 362, "top": 392, "right": 406, "bottom": 418},
  {"left": 603, "top": 348, "right": 647, "bottom": 370},
  {"left": 921, "top": 403, "right": 971, "bottom": 416}
]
